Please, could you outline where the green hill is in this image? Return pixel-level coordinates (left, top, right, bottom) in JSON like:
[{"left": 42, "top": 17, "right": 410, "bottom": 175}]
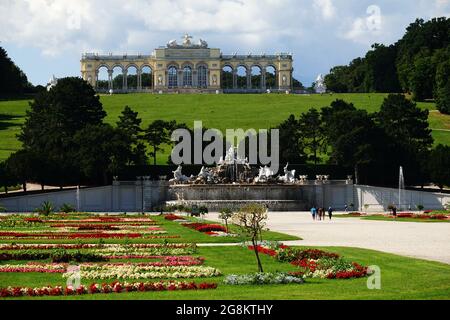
[{"left": 0, "top": 93, "right": 449, "bottom": 162}]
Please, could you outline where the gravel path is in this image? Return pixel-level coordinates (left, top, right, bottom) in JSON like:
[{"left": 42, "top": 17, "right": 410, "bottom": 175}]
[{"left": 206, "top": 212, "right": 450, "bottom": 264}]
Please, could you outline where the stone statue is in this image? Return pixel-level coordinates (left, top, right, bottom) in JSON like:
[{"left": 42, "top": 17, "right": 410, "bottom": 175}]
[
  {"left": 254, "top": 166, "right": 275, "bottom": 183},
  {"left": 278, "top": 163, "right": 296, "bottom": 183},
  {"left": 47, "top": 75, "right": 58, "bottom": 91},
  {"left": 198, "top": 39, "right": 208, "bottom": 48},
  {"left": 170, "top": 165, "right": 191, "bottom": 184},
  {"left": 314, "top": 74, "right": 327, "bottom": 94},
  {"left": 196, "top": 166, "right": 214, "bottom": 184},
  {"left": 167, "top": 39, "right": 178, "bottom": 48},
  {"left": 182, "top": 33, "right": 193, "bottom": 47}
]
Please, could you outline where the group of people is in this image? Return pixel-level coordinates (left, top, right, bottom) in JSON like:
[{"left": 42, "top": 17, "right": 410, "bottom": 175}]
[{"left": 310, "top": 206, "right": 333, "bottom": 221}]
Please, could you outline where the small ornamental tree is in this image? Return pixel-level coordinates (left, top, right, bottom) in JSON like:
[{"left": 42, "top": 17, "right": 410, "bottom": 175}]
[
  {"left": 232, "top": 204, "right": 268, "bottom": 273},
  {"left": 219, "top": 208, "right": 233, "bottom": 233}
]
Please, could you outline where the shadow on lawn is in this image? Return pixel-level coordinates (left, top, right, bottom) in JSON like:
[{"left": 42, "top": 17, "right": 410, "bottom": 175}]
[{"left": 0, "top": 114, "right": 24, "bottom": 131}]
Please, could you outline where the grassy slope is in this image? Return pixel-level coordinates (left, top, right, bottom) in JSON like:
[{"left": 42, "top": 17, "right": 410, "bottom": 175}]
[
  {"left": 0, "top": 94, "right": 449, "bottom": 162},
  {"left": 1, "top": 246, "right": 449, "bottom": 300}
]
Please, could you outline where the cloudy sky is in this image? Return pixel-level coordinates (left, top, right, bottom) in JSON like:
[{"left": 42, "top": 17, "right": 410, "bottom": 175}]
[{"left": 1, "top": 0, "right": 449, "bottom": 86}]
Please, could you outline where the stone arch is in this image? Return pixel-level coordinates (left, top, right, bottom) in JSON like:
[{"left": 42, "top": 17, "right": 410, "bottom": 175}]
[
  {"left": 140, "top": 65, "right": 153, "bottom": 90},
  {"left": 221, "top": 65, "right": 234, "bottom": 89},
  {"left": 111, "top": 65, "right": 124, "bottom": 90},
  {"left": 236, "top": 65, "right": 248, "bottom": 89},
  {"left": 125, "top": 64, "right": 139, "bottom": 90},
  {"left": 250, "top": 65, "right": 263, "bottom": 89},
  {"left": 196, "top": 63, "right": 208, "bottom": 88},
  {"left": 182, "top": 65, "right": 193, "bottom": 87},
  {"left": 265, "top": 65, "right": 277, "bottom": 90},
  {"left": 96, "top": 65, "right": 110, "bottom": 90},
  {"left": 167, "top": 65, "right": 178, "bottom": 88}
]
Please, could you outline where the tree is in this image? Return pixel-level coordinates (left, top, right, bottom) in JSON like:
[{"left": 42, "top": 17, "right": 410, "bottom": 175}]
[
  {"left": 377, "top": 94, "right": 433, "bottom": 154},
  {"left": 73, "top": 124, "right": 132, "bottom": 184},
  {"left": 232, "top": 204, "right": 268, "bottom": 273},
  {"left": 298, "top": 109, "right": 325, "bottom": 164},
  {"left": 0, "top": 47, "right": 32, "bottom": 98},
  {"left": 219, "top": 208, "right": 233, "bottom": 233},
  {"left": 116, "top": 106, "right": 148, "bottom": 165},
  {"left": 428, "top": 145, "right": 450, "bottom": 190},
  {"left": 145, "top": 120, "right": 177, "bottom": 165},
  {"left": 435, "top": 60, "right": 450, "bottom": 114},
  {"left": 0, "top": 161, "right": 16, "bottom": 193},
  {"left": 18, "top": 77, "right": 106, "bottom": 185},
  {"left": 276, "top": 115, "right": 306, "bottom": 164}
]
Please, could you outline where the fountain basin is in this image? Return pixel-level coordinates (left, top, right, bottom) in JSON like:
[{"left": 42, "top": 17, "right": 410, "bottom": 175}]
[{"left": 166, "top": 184, "right": 307, "bottom": 211}]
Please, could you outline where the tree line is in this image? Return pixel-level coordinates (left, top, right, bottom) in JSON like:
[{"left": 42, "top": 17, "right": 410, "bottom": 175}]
[
  {"left": 324, "top": 17, "right": 450, "bottom": 114},
  {"left": 0, "top": 47, "right": 44, "bottom": 99},
  {"left": 0, "top": 77, "right": 449, "bottom": 192}
]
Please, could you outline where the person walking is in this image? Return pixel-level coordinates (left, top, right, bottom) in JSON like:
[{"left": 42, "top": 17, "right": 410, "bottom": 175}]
[
  {"left": 311, "top": 206, "right": 317, "bottom": 221},
  {"left": 328, "top": 206, "right": 333, "bottom": 220}
]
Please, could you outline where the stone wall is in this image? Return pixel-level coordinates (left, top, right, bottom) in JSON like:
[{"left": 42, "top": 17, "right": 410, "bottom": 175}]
[{"left": 1, "top": 181, "right": 449, "bottom": 212}]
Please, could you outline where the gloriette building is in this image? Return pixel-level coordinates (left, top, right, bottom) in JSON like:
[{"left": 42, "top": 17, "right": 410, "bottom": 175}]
[{"left": 80, "top": 34, "right": 294, "bottom": 93}]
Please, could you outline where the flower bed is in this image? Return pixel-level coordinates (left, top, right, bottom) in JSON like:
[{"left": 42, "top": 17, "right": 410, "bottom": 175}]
[
  {"left": 249, "top": 244, "right": 368, "bottom": 280},
  {"left": 164, "top": 214, "right": 185, "bottom": 221},
  {"left": 0, "top": 281, "right": 217, "bottom": 298},
  {"left": 224, "top": 273, "right": 304, "bottom": 285},
  {"left": 182, "top": 222, "right": 228, "bottom": 235},
  {"left": 62, "top": 265, "right": 221, "bottom": 280}
]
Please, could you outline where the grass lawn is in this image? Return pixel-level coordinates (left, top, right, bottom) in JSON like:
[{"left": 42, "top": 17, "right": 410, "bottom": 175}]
[
  {"left": 335, "top": 215, "right": 450, "bottom": 223},
  {"left": 1, "top": 93, "right": 449, "bottom": 162},
  {"left": 1, "top": 246, "right": 449, "bottom": 300}
]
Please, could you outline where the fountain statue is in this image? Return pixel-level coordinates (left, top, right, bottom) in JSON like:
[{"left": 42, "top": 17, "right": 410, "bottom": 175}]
[
  {"left": 254, "top": 166, "right": 275, "bottom": 183},
  {"left": 169, "top": 166, "right": 192, "bottom": 184},
  {"left": 278, "top": 163, "right": 296, "bottom": 183}
]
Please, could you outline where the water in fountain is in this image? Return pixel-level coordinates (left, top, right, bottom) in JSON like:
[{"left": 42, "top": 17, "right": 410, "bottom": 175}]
[{"left": 399, "top": 166, "right": 405, "bottom": 210}]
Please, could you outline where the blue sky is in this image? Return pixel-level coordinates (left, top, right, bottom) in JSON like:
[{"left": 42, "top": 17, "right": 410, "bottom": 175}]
[{"left": 1, "top": 0, "right": 449, "bottom": 86}]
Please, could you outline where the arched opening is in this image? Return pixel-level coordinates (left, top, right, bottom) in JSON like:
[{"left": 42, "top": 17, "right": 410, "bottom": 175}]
[
  {"left": 266, "top": 66, "right": 277, "bottom": 90},
  {"left": 127, "top": 65, "right": 138, "bottom": 91},
  {"left": 112, "top": 66, "right": 123, "bottom": 90},
  {"left": 236, "top": 66, "right": 247, "bottom": 89},
  {"left": 183, "top": 66, "right": 193, "bottom": 87},
  {"left": 141, "top": 66, "right": 153, "bottom": 90},
  {"left": 251, "top": 66, "right": 262, "bottom": 89},
  {"left": 221, "top": 66, "right": 233, "bottom": 89},
  {"left": 197, "top": 65, "right": 208, "bottom": 88},
  {"left": 168, "top": 66, "right": 178, "bottom": 88},
  {"left": 97, "top": 66, "right": 109, "bottom": 90}
]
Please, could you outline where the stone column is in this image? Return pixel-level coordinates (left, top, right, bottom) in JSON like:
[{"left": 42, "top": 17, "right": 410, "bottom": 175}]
[
  {"left": 108, "top": 70, "right": 113, "bottom": 91},
  {"left": 232, "top": 70, "right": 237, "bottom": 89},
  {"left": 193, "top": 70, "right": 198, "bottom": 87},
  {"left": 246, "top": 69, "right": 252, "bottom": 89},
  {"left": 178, "top": 70, "right": 183, "bottom": 88},
  {"left": 137, "top": 70, "right": 142, "bottom": 91},
  {"left": 95, "top": 71, "right": 99, "bottom": 89},
  {"left": 261, "top": 69, "right": 266, "bottom": 90},
  {"left": 122, "top": 70, "right": 128, "bottom": 91}
]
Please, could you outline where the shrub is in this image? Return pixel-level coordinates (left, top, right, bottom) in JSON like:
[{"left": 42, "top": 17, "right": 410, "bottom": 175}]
[
  {"left": 397, "top": 213, "right": 414, "bottom": 218},
  {"left": 429, "top": 214, "right": 448, "bottom": 220},
  {"left": 416, "top": 205, "right": 424, "bottom": 211},
  {"left": 60, "top": 203, "right": 76, "bottom": 214},
  {"left": 35, "top": 201, "right": 54, "bottom": 216}
]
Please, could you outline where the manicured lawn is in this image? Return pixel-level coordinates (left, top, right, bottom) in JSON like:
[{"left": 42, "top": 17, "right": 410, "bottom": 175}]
[
  {"left": 1, "top": 246, "right": 450, "bottom": 300},
  {"left": 335, "top": 214, "right": 450, "bottom": 223},
  {"left": 0, "top": 93, "right": 449, "bottom": 162}
]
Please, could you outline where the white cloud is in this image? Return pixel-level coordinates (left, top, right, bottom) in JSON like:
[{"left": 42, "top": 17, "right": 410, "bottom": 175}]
[
  {"left": 0, "top": 0, "right": 449, "bottom": 85},
  {"left": 313, "top": 0, "right": 336, "bottom": 20}
]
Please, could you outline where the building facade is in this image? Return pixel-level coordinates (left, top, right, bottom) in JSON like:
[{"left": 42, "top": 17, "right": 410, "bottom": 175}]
[{"left": 80, "top": 34, "right": 294, "bottom": 93}]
